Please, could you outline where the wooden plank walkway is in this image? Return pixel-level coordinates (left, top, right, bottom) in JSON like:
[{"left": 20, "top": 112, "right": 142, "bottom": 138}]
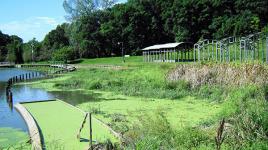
[{"left": 19, "top": 100, "right": 118, "bottom": 150}]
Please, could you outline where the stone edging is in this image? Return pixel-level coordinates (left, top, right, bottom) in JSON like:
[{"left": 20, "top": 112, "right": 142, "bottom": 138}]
[{"left": 15, "top": 103, "right": 42, "bottom": 150}]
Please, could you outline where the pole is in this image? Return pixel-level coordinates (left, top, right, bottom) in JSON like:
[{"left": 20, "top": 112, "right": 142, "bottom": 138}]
[
  {"left": 31, "top": 42, "right": 34, "bottom": 64},
  {"left": 89, "top": 113, "right": 93, "bottom": 150}
]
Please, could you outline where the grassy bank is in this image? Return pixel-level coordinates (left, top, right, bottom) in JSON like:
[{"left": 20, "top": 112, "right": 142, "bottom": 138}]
[{"left": 28, "top": 57, "right": 268, "bottom": 149}]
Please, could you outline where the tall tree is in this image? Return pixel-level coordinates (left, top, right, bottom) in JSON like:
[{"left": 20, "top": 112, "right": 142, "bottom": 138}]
[
  {"left": 6, "top": 35, "right": 23, "bottom": 63},
  {"left": 0, "top": 31, "right": 11, "bottom": 61},
  {"left": 41, "top": 23, "right": 70, "bottom": 60},
  {"left": 63, "top": 0, "right": 117, "bottom": 21}
]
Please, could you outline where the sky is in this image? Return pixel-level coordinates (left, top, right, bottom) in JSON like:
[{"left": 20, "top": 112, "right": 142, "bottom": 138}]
[{"left": 0, "top": 0, "right": 127, "bottom": 43}]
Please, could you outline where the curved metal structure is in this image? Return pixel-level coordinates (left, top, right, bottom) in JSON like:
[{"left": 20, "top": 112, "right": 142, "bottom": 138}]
[
  {"left": 194, "top": 39, "right": 217, "bottom": 62},
  {"left": 194, "top": 32, "right": 268, "bottom": 63}
]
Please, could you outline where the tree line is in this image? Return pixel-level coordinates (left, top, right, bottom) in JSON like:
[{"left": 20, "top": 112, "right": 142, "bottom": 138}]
[{"left": 0, "top": 0, "right": 267, "bottom": 63}]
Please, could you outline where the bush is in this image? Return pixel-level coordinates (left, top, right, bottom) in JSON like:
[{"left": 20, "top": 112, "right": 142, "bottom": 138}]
[{"left": 52, "top": 46, "right": 76, "bottom": 63}]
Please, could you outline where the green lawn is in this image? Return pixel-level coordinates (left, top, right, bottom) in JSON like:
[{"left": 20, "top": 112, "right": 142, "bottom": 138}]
[
  {"left": 23, "top": 100, "right": 116, "bottom": 150},
  {"left": 78, "top": 56, "right": 143, "bottom": 65}
]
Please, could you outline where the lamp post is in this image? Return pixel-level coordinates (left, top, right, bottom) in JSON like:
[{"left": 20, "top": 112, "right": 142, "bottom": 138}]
[
  {"left": 118, "top": 42, "right": 125, "bottom": 63},
  {"left": 31, "top": 42, "right": 34, "bottom": 64}
]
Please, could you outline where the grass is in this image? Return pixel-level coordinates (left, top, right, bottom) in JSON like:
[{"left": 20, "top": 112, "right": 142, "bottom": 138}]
[
  {"left": 77, "top": 56, "right": 143, "bottom": 65},
  {"left": 23, "top": 100, "right": 117, "bottom": 150},
  {"left": 24, "top": 56, "right": 268, "bottom": 149}
]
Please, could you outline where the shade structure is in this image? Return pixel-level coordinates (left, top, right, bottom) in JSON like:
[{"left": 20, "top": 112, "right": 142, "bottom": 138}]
[{"left": 142, "top": 42, "right": 193, "bottom": 62}]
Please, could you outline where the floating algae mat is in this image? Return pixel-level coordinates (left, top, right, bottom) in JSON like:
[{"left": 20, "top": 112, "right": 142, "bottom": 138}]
[
  {"left": 0, "top": 127, "right": 30, "bottom": 149},
  {"left": 21, "top": 100, "right": 116, "bottom": 150}
]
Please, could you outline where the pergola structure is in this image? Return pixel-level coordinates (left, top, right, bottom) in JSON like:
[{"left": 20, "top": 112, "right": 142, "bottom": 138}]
[{"left": 142, "top": 42, "right": 193, "bottom": 62}]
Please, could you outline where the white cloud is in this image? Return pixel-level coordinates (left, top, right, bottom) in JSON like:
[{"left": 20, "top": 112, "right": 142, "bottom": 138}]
[
  {"left": 0, "top": 16, "right": 65, "bottom": 42},
  {"left": 35, "top": 17, "right": 59, "bottom": 26}
]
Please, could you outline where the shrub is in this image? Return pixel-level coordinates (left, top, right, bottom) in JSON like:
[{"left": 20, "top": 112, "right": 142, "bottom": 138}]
[{"left": 52, "top": 46, "right": 76, "bottom": 63}]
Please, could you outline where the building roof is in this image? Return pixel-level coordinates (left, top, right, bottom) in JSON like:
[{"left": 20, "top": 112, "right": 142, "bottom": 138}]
[{"left": 142, "top": 42, "right": 186, "bottom": 51}]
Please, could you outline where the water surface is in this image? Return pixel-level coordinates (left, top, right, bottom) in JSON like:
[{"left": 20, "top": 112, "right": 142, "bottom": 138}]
[{"left": 0, "top": 68, "right": 54, "bottom": 132}]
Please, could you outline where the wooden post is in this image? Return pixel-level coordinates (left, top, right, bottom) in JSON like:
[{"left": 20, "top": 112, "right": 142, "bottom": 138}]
[
  {"left": 89, "top": 113, "right": 93, "bottom": 150},
  {"left": 6, "top": 87, "right": 9, "bottom": 97},
  {"left": 8, "top": 91, "right": 13, "bottom": 103}
]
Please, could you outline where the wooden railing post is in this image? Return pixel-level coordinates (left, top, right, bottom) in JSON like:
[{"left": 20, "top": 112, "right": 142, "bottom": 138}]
[{"left": 89, "top": 113, "right": 93, "bottom": 150}]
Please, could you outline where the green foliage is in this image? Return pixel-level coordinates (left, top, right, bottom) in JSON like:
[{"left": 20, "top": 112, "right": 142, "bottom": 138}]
[
  {"left": 220, "top": 86, "right": 268, "bottom": 149},
  {"left": 0, "top": 31, "right": 11, "bottom": 61},
  {"left": 6, "top": 35, "right": 23, "bottom": 63},
  {"left": 52, "top": 46, "right": 76, "bottom": 62},
  {"left": 22, "top": 38, "right": 42, "bottom": 62},
  {"left": 41, "top": 24, "right": 70, "bottom": 60},
  {"left": 126, "top": 110, "right": 213, "bottom": 149}
]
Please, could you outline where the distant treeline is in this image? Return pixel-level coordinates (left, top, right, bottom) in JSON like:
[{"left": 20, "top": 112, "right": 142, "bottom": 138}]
[{"left": 0, "top": 0, "right": 267, "bottom": 63}]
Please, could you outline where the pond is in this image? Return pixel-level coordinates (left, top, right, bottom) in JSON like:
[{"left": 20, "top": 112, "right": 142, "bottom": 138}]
[
  {"left": 0, "top": 68, "right": 95, "bottom": 148},
  {"left": 0, "top": 68, "right": 56, "bottom": 147}
]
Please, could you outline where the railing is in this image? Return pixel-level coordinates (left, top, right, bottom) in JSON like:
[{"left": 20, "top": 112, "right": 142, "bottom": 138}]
[{"left": 0, "top": 62, "right": 15, "bottom": 66}]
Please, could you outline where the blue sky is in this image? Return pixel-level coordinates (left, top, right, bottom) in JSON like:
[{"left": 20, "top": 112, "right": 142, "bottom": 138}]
[{"left": 0, "top": 0, "right": 127, "bottom": 42}]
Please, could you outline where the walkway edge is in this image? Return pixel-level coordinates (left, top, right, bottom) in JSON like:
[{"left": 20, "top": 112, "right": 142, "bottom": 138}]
[{"left": 15, "top": 103, "right": 42, "bottom": 150}]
